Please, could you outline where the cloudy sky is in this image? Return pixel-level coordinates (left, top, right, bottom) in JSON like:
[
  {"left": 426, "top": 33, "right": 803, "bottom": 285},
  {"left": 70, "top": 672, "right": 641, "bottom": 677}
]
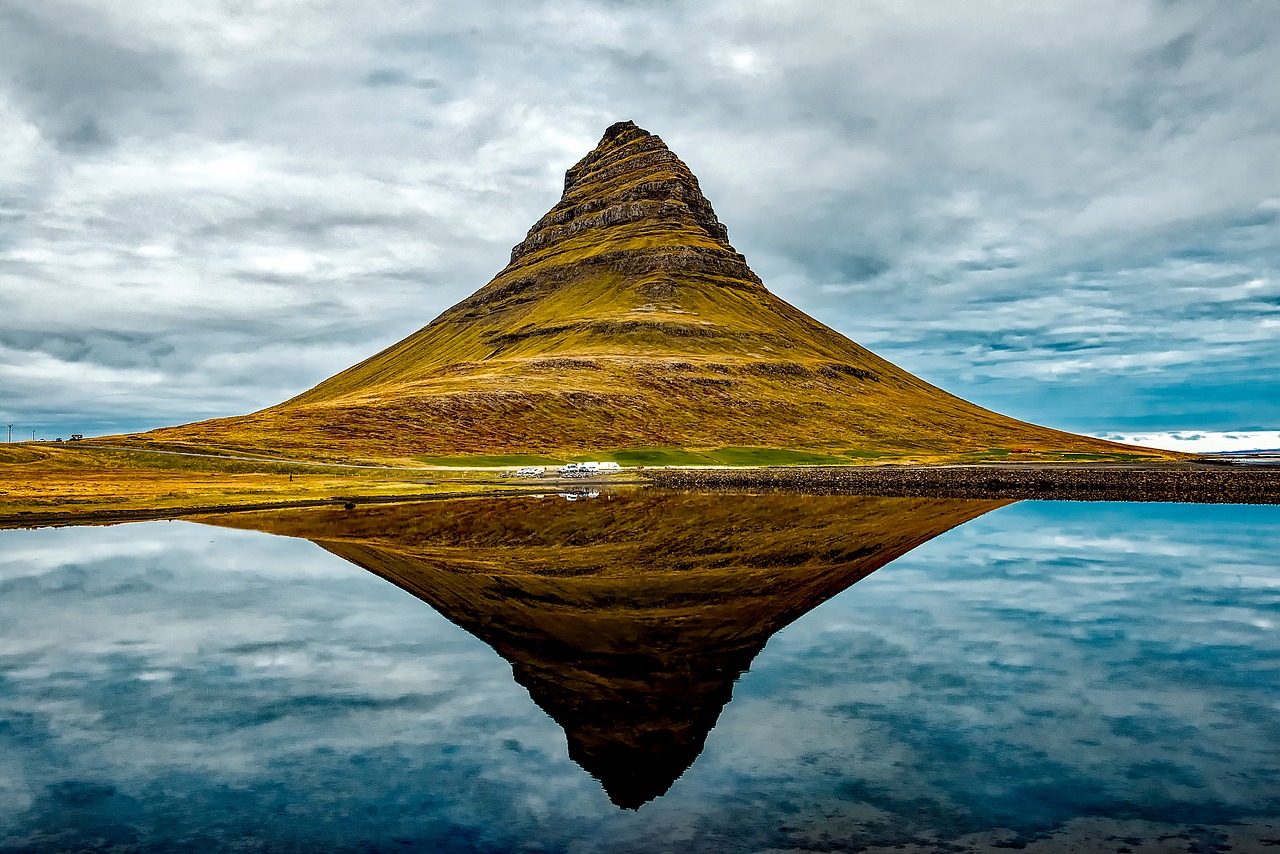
[{"left": 2, "top": 1, "right": 1278, "bottom": 447}]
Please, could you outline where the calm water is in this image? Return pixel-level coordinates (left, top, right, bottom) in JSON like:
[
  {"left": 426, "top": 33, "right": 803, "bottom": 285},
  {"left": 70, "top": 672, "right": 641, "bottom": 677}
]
[{"left": 0, "top": 494, "right": 1276, "bottom": 853}]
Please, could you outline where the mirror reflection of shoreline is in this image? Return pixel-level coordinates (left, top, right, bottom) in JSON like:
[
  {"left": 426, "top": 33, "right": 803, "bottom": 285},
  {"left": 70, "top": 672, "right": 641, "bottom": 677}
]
[{"left": 195, "top": 491, "right": 1009, "bottom": 808}]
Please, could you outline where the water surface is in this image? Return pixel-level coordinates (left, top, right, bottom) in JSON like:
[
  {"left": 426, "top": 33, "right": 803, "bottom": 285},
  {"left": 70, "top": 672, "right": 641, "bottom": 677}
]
[{"left": 0, "top": 494, "right": 1276, "bottom": 852}]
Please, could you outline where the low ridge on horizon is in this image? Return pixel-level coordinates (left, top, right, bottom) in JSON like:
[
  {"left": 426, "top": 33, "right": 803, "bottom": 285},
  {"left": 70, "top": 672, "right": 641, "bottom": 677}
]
[{"left": 120, "top": 120, "right": 1169, "bottom": 462}]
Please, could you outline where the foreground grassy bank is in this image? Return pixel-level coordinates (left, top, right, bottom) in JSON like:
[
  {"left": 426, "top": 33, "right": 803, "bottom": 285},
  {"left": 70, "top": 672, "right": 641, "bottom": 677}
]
[
  {"left": 0, "top": 444, "right": 530, "bottom": 527},
  {"left": 0, "top": 440, "right": 1219, "bottom": 529},
  {"left": 68, "top": 437, "right": 1178, "bottom": 469}
]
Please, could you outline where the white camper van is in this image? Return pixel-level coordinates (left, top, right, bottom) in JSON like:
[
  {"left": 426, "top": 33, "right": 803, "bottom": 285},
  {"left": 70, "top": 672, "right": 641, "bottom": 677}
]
[{"left": 558, "top": 461, "right": 621, "bottom": 477}]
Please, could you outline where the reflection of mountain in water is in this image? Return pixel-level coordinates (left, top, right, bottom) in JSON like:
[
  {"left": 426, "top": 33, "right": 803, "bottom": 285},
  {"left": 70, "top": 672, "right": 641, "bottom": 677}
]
[{"left": 199, "top": 492, "right": 1007, "bottom": 808}]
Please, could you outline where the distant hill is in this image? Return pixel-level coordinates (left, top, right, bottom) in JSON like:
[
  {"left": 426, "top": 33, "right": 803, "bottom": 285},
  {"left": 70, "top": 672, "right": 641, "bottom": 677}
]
[{"left": 119, "top": 121, "right": 1171, "bottom": 463}]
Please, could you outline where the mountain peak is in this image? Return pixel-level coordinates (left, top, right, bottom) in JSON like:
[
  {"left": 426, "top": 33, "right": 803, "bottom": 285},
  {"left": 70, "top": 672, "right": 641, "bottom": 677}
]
[
  {"left": 562, "top": 120, "right": 661, "bottom": 192},
  {"left": 603, "top": 118, "right": 641, "bottom": 138},
  {"left": 511, "top": 120, "right": 734, "bottom": 264}
]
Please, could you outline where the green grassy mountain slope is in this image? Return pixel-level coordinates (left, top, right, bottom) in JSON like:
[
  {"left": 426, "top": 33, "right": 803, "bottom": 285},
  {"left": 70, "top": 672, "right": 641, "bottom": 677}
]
[{"left": 123, "top": 121, "right": 1169, "bottom": 462}]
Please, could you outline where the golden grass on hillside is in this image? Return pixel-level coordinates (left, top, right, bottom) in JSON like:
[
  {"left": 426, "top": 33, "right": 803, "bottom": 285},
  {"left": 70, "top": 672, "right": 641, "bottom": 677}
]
[{"left": 100, "top": 363, "right": 1182, "bottom": 464}]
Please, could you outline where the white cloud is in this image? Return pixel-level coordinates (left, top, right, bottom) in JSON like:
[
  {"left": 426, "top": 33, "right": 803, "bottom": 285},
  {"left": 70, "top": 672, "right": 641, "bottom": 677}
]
[
  {"left": 1096, "top": 430, "right": 1280, "bottom": 453},
  {"left": 0, "top": 0, "right": 1277, "bottom": 436}
]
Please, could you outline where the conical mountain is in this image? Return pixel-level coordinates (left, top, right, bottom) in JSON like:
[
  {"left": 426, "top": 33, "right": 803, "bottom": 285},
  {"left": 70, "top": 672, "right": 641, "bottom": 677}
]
[
  {"left": 131, "top": 121, "right": 1160, "bottom": 462},
  {"left": 195, "top": 491, "right": 1010, "bottom": 808}
]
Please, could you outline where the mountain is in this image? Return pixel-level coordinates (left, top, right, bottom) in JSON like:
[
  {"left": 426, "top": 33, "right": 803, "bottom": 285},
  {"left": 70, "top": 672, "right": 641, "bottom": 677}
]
[
  {"left": 123, "top": 121, "right": 1167, "bottom": 462},
  {"left": 195, "top": 491, "right": 1011, "bottom": 808}
]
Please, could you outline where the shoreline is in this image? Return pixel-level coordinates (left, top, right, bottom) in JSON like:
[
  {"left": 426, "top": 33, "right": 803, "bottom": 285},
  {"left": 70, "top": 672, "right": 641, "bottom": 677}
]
[
  {"left": 644, "top": 462, "right": 1280, "bottom": 505},
  {"left": 0, "top": 488, "right": 547, "bottom": 530},
  {"left": 3, "top": 463, "right": 1278, "bottom": 529}
]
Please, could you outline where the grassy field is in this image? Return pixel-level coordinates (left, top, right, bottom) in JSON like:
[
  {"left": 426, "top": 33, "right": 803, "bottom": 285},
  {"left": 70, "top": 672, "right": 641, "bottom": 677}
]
[
  {"left": 0, "top": 435, "right": 1184, "bottom": 528},
  {"left": 413, "top": 453, "right": 568, "bottom": 467},
  {"left": 0, "top": 444, "right": 502, "bottom": 525},
  {"left": 407, "top": 444, "right": 1178, "bottom": 468}
]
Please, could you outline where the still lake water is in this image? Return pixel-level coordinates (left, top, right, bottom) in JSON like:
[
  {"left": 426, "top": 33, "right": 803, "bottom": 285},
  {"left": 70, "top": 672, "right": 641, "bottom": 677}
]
[{"left": 0, "top": 493, "right": 1276, "bottom": 853}]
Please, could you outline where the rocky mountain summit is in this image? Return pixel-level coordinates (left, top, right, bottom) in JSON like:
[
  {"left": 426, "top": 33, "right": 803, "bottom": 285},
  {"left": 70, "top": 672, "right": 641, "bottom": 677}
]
[
  {"left": 508, "top": 120, "right": 737, "bottom": 264},
  {"left": 122, "top": 121, "right": 1162, "bottom": 462}
]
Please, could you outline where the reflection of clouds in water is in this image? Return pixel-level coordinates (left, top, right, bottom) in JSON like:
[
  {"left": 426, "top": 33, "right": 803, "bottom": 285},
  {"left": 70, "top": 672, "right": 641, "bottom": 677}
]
[
  {"left": 0, "top": 504, "right": 1276, "bottom": 851},
  {"left": 0, "top": 521, "right": 610, "bottom": 848},
  {"left": 694, "top": 502, "right": 1280, "bottom": 845}
]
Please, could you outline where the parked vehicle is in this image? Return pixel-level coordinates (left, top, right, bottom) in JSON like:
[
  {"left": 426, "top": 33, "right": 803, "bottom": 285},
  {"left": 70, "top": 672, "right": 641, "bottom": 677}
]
[
  {"left": 558, "top": 461, "right": 621, "bottom": 476},
  {"left": 515, "top": 467, "right": 545, "bottom": 477}
]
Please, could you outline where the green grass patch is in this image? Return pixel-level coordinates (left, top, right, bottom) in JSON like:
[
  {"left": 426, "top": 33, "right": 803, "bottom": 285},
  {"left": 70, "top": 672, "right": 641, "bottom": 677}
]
[
  {"left": 841, "top": 449, "right": 890, "bottom": 460},
  {"left": 704, "top": 447, "right": 852, "bottom": 466},
  {"left": 1056, "top": 452, "right": 1159, "bottom": 461},
  {"left": 413, "top": 453, "right": 566, "bottom": 467},
  {"left": 582, "top": 447, "right": 719, "bottom": 467}
]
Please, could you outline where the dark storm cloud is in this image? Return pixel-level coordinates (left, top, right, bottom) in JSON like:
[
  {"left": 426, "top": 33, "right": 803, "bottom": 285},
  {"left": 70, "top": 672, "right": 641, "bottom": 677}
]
[
  {"left": 0, "top": 4, "right": 179, "bottom": 152},
  {"left": 0, "top": 1, "right": 1277, "bottom": 439}
]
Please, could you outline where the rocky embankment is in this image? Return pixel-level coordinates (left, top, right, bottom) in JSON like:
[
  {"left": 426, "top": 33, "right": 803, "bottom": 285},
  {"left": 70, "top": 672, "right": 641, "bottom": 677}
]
[{"left": 646, "top": 464, "right": 1280, "bottom": 504}]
